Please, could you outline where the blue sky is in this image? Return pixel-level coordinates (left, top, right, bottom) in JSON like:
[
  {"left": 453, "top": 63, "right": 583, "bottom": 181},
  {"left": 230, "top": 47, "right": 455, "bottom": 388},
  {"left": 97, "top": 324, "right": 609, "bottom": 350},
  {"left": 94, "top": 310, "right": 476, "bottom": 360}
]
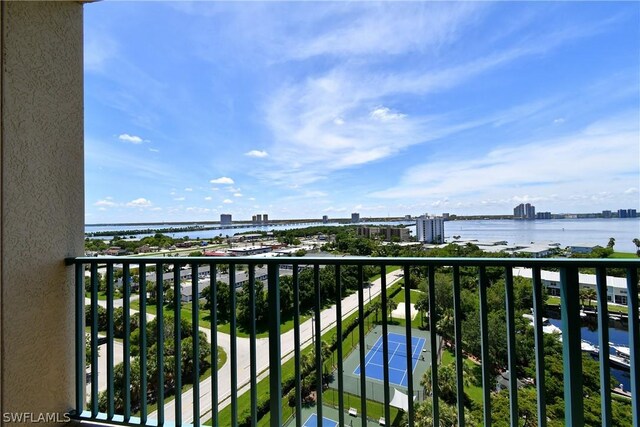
[{"left": 85, "top": 2, "right": 639, "bottom": 224}]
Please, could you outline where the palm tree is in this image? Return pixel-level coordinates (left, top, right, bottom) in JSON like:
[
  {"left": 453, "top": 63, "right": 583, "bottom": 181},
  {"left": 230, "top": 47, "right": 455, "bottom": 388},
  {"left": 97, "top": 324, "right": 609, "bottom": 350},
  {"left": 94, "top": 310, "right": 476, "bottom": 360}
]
[
  {"left": 370, "top": 300, "right": 381, "bottom": 323},
  {"left": 388, "top": 299, "right": 398, "bottom": 321},
  {"left": 607, "top": 237, "right": 615, "bottom": 249},
  {"left": 437, "top": 308, "right": 455, "bottom": 342},
  {"left": 633, "top": 238, "right": 640, "bottom": 257},
  {"left": 415, "top": 294, "right": 429, "bottom": 328}
]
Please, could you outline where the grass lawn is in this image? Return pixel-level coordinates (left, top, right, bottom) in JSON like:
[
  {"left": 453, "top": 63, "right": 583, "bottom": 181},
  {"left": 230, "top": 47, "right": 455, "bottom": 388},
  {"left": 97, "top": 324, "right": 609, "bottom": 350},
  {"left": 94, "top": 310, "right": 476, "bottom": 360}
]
[
  {"left": 609, "top": 252, "right": 638, "bottom": 259},
  {"left": 547, "top": 295, "right": 629, "bottom": 314},
  {"left": 323, "top": 389, "right": 403, "bottom": 423},
  {"left": 205, "top": 284, "right": 389, "bottom": 426},
  {"left": 440, "top": 349, "right": 483, "bottom": 406}
]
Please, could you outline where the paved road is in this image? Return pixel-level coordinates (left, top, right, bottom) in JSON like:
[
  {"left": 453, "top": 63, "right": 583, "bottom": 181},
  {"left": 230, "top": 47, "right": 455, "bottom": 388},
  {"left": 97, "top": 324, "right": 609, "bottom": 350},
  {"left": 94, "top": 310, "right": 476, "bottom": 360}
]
[
  {"left": 87, "top": 270, "right": 403, "bottom": 424},
  {"left": 159, "top": 270, "right": 404, "bottom": 424}
]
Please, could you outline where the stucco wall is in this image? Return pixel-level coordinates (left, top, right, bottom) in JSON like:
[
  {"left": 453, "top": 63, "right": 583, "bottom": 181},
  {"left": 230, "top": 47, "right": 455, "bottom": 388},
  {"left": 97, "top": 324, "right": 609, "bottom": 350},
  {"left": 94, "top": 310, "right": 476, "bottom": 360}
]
[{"left": 1, "top": 1, "right": 84, "bottom": 422}]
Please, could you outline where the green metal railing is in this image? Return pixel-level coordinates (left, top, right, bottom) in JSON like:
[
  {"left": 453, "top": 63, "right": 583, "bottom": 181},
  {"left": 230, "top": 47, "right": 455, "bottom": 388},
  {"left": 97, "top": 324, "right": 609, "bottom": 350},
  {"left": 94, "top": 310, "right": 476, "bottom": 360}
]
[{"left": 68, "top": 256, "right": 640, "bottom": 427}]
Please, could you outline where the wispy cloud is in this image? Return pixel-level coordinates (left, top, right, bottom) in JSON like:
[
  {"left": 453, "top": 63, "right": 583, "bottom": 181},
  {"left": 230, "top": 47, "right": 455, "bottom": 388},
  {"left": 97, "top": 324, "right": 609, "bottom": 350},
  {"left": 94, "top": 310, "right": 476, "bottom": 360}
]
[
  {"left": 119, "top": 133, "right": 145, "bottom": 144},
  {"left": 223, "top": 199, "right": 233, "bottom": 204},
  {"left": 210, "top": 177, "right": 235, "bottom": 185},
  {"left": 245, "top": 150, "right": 269, "bottom": 158},
  {"left": 94, "top": 198, "right": 117, "bottom": 207},
  {"left": 371, "top": 114, "right": 639, "bottom": 205},
  {"left": 126, "top": 198, "right": 153, "bottom": 208}
]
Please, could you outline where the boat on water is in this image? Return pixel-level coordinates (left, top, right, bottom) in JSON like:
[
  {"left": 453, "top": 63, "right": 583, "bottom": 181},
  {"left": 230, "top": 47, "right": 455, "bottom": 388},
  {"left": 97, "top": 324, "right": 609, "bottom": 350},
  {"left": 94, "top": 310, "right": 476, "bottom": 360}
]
[
  {"left": 523, "top": 313, "right": 562, "bottom": 335},
  {"left": 610, "top": 345, "right": 631, "bottom": 370},
  {"left": 581, "top": 340, "right": 599, "bottom": 355}
]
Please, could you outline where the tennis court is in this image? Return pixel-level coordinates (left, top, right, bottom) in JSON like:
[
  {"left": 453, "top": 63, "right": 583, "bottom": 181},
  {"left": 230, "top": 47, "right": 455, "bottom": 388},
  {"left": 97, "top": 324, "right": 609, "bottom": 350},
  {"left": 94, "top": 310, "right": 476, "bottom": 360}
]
[
  {"left": 353, "top": 332, "right": 426, "bottom": 387},
  {"left": 302, "top": 413, "right": 338, "bottom": 427}
]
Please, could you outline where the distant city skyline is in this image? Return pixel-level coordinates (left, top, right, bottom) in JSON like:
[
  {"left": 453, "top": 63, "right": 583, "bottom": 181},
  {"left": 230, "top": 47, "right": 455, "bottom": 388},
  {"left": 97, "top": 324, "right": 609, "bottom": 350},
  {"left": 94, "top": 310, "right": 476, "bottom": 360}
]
[{"left": 85, "top": 2, "right": 639, "bottom": 223}]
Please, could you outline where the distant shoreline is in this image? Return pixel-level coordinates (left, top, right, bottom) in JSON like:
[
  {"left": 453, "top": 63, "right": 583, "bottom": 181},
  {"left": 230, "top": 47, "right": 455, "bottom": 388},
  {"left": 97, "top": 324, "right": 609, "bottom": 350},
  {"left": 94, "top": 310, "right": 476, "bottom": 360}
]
[{"left": 85, "top": 214, "right": 638, "bottom": 227}]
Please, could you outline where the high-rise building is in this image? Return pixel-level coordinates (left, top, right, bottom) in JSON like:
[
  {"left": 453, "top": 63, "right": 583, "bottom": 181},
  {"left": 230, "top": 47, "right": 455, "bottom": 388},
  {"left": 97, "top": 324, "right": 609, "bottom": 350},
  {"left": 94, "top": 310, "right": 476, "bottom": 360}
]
[
  {"left": 618, "top": 209, "right": 628, "bottom": 218},
  {"left": 322, "top": 215, "right": 328, "bottom": 223},
  {"left": 252, "top": 215, "right": 257, "bottom": 223},
  {"left": 514, "top": 203, "right": 535, "bottom": 220},
  {"left": 416, "top": 215, "right": 444, "bottom": 243},
  {"left": 262, "top": 214, "right": 269, "bottom": 224},
  {"left": 628, "top": 209, "right": 637, "bottom": 218},
  {"left": 536, "top": 211, "right": 551, "bottom": 219},
  {"left": 220, "top": 214, "right": 232, "bottom": 225},
  {"left": 256, "top": 214, "right": 262, "bottom": 223},
  {"left": 514, "top": 204, "right": 525, "bottom": 219},
  {"left": 602, "top": 210, "right": 612, "bottom": 218},
  {"left": 351, "top": 212, "right": 360, "bottom": 223},
  {"left": 525, "top": 203, "right": 535, "bottom": 219},
  {"left": 442, "top": 213, "right": 450, "bottom": 219}
]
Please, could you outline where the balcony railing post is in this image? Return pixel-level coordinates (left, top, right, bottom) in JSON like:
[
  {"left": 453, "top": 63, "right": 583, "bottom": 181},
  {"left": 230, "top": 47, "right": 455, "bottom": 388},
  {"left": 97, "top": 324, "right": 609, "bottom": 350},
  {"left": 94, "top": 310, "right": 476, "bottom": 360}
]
[
  {"left": 358, "top": 265, "right": 368, "bottom": 422},
  {"left": 532, "top": 267, "right": 547, "bottom": 427},
  {"left": 627, "top": 267, "right": 640, "bottom": 427},
  {"left": 505, "top": 267, "right": 518, "bottom": 427},
  {"left": 427, "top": 265, "right": 437, "bottom": 426},
  {"left": 74, "top": 261, "right": 84, "bottom": 415},
  {"left": 405, "top": 265, "right": 416, "bottom": 426},
  {"left": 314, "top": 264, "right": 324, "bottom": 422},
  {"left": 293, "top": 264, "right": 302, "bottom": 427},
  {"left": 381, "top": 265, "right": 391, "bottom": 426},
  {"left": 559, "top": 266, "right": 583, "bottom": 426},
  {"left": 335, "top": 264, "right": 345, "bottom": 427},
  {"left": 249, "top": 265, "right": 257, "bottom": 427},
  {"left": 209, "top": 262, "right": 219, "bottom": 427},
  {"left": 267, "top": 263, "right": 282, "bottom": 427},
  {"left": 596, "top": 267, "right": 611, "bottom": 427},
  {"left": 156, "top": 263, "right": 165, "bottom": 424},
  {"left": 452, "top": 265, "right": 465, "bottom": 427},
  {"left": 192, "top": 263, "right": 200, "bottom": 427},
  {"left": 139, "top": 263, "right": 148, "bottom": 424},
  {"left": 478, "top": 266, "right": 491, "bottom": 427}
]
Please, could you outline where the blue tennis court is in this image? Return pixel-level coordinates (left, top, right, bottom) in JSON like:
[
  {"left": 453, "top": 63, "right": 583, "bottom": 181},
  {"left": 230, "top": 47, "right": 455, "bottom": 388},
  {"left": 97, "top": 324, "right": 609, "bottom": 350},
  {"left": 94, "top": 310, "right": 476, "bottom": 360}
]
[
  {"left": 302, "top": 413, "right": 338, "bottom": 427},
  {"left": 353, "top": 332, "right": 426, "bottom": 387}
]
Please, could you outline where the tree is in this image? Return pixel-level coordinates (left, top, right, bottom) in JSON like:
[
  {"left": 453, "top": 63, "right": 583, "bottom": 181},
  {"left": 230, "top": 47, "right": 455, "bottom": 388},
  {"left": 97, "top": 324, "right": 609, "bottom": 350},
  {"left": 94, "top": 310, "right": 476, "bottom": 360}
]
[
  {"left": 388, "top": 299, "right": 398, "bottom": 321},
  {"left": 633, "top": 238, "right": 640, "bottom": 257},
  {"left": 607, "top": 237, "right": 616, "bottom": 249},
  {"left": 370, "top": 301, "right": 381, "bottom": 323},
  {"left": 415, "top": 293, "right": 429, "bottom": 328}
]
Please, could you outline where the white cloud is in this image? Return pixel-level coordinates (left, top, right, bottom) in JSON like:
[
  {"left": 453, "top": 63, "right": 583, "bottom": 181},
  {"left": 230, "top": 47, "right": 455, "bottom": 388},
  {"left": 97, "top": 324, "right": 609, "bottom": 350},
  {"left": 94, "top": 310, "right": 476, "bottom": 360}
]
[
  {"left": 334, "top": 117, "right": 345, "bottom": 125},
  {"left": 204, "top": 196, "right": 213, "bottom": 201},
  {"left": 223, "top": 199, "right": 233, "bottom": 204},
  {"left": 248, "top": 197, "right": 256, "bottom": 201},
  {"left": 210, "top": 177, "right": 235, "bottom": 184},
  {"left": 245, "top": 150, "right": 269, "bottom": 158},
  {"left": 185, "top": 187, "right": 193, "bottom": 192},
  {"left": 371, "top": 115, "right": 639, "bottom": 203},
  {"left": 233, "top": 193, "right": 243, "bottom": 197},
  {"left": 126, "top": 198, "right": 153, "bottom": 208},
  {"left": 94, "top": 198, "right": 117, "bottom": 207},
  {"left": 553, "top": 118, "right": 566, "bottom": 124},
  {"left": 174, "top": 197, "right": 186, "bottom": 201},
  {"left": 370, "top": 106, "right": 406, "bottom": 122},
  {"left": 149, "top": 148, "right": 160, "bottom": 153},
  {"left": 118, "top": 133, "right": 145, "bottom": 144},
  {"left": 624, "top": 187, "right": 638, "bottom": 194}
]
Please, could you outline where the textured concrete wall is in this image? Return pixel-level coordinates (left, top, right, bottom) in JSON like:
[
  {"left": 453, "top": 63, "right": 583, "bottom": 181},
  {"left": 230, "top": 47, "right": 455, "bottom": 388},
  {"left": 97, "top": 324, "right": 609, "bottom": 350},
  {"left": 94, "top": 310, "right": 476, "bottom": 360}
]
[{"left": 1, "top": 2, "right": 84, "bottom": 422}]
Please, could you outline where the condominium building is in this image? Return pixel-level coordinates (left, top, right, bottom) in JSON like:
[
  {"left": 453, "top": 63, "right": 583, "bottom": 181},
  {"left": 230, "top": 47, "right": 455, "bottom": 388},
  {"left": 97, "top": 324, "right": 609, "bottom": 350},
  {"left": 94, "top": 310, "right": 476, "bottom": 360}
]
[
  {"left": 220, "top": 213, "right": 232, "bottom": 225},
  {"left": 351, "top": 212, "right": 360, "bottom": 223},
  {"left": 514, "top": 203, "right": 535, "bottom": 220},
  {"left": 416, "top": 215, "right": 445, "bottom": 243}
]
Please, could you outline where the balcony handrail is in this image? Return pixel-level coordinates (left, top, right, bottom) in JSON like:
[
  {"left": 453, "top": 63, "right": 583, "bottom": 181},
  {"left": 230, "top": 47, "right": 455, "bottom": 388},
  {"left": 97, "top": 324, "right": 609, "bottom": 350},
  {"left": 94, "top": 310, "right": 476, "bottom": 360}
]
[{"left": 70, "top": 255, "right": 640, "bottom": 427}]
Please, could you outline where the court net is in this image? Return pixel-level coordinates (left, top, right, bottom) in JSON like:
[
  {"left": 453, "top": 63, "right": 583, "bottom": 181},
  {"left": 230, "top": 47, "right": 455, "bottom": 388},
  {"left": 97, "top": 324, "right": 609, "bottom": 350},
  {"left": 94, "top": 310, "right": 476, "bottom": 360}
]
[{"left": 366, "top": 343, "right": 427, "bottom": 360}]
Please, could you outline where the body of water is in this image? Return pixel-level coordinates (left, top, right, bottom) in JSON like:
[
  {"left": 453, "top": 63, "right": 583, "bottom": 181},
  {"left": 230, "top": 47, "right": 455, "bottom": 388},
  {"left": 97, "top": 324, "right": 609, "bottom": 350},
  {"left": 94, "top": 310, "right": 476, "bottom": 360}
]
[
  {"left": 87, "top": 217, "right": 639, "bottom": 252},
  {"left": 548, "top": 318, "right": 631, "bottom": 391}
]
